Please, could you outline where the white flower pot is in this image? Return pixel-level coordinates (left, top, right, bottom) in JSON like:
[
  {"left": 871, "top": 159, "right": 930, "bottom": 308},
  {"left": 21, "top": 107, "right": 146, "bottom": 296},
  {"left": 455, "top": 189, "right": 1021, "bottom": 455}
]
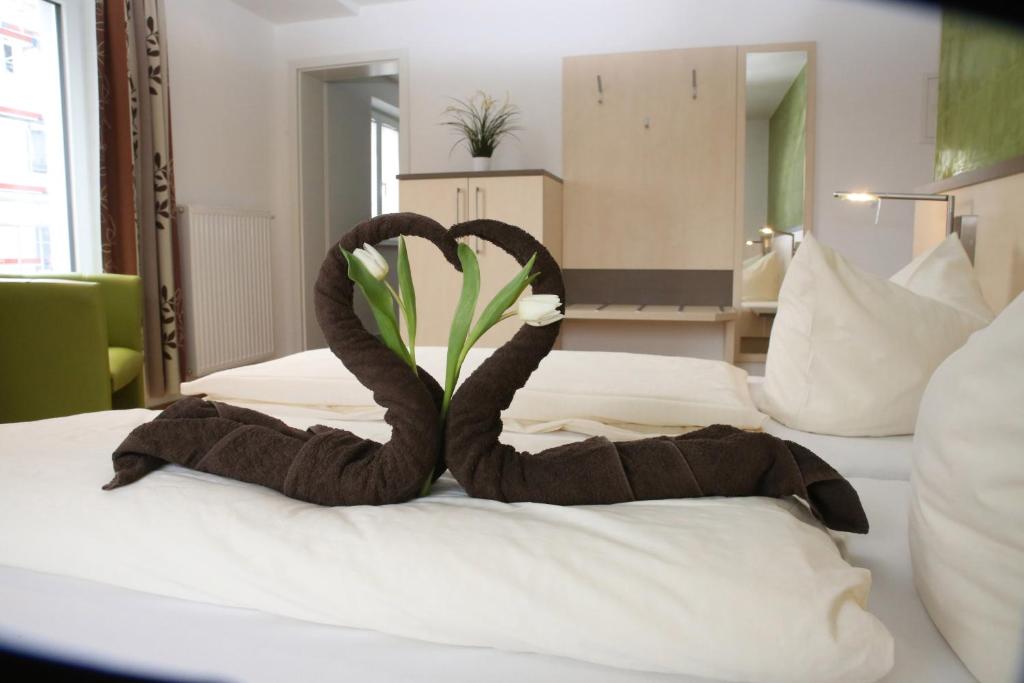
[{"left": 472, "top": 156, "right": 492, "bottom": 172}]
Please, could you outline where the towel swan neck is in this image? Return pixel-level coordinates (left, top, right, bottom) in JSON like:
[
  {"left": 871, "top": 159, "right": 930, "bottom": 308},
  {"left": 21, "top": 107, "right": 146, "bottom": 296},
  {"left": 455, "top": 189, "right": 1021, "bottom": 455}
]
[{"left": 443, "top": 219, "right": 869, "bottom": 533}]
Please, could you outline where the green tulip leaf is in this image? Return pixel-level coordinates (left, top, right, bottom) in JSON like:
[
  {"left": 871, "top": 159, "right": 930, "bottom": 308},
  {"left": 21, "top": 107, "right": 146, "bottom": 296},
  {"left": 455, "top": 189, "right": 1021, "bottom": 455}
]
[
  {"left": 397, "top": 236, "right": 417, "bottom": 348},
  {"left": 342, "top": 247, "right": 412, "bottom": 368},
  {"left": 444, "top": 243, "right": 480, "bottom": 400},
  {"left": 464, "top": 253, "right": 538, "bottom": 350}
]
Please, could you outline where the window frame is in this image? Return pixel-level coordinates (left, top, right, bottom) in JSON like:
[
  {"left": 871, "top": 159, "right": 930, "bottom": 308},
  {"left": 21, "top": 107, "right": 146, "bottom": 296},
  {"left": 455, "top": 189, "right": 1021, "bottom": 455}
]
[
  {"left": 55, "top": 0, "right": 101, "bottom": 273},
  {"left": 370, "top": 106, "right": 398, "bottom": 218}
]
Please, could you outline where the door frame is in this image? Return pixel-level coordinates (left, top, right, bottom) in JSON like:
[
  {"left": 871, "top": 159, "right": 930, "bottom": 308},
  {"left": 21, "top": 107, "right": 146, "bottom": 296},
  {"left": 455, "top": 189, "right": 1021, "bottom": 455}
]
[{"left": 289, "top": 49, "right": 410, "bottom": 349}]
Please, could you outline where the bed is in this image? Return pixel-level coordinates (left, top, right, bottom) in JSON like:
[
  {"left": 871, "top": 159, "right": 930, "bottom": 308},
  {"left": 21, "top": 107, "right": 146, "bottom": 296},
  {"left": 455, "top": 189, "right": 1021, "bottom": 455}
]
[{"left": 0, "top": 344, "right": 974, "bottom": 683}]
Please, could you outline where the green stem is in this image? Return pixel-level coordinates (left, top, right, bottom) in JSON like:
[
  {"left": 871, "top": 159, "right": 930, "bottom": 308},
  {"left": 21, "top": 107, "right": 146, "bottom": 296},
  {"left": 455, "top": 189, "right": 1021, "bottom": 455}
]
[
  {"left": 419, "top": 471, "right": 434, "bottom": 498},
  {"left": 439, "top": 308, "right": 517, "bottom": 425}
]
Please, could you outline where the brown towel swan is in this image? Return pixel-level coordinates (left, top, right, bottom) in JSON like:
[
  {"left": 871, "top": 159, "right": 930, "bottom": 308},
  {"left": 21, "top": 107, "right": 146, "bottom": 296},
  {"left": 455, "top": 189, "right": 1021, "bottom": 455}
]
[
  {"left": 442, "top": 219, "right": 869, "bottom": 533},
  {"left": 103, "top": 213, "right": 458, "bottom": 505}
]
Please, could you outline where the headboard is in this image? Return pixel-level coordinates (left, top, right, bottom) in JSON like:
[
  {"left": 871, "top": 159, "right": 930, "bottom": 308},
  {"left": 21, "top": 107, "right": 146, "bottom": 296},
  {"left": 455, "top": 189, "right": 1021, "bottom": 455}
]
[{"left": 913, "top": 161, "right": 1024, "bottom": 314}]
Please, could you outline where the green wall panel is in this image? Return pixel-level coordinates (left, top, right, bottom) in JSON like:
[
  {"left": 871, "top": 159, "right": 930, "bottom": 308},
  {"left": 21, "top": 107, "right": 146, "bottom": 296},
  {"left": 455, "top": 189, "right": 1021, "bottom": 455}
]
[
  {"left": 767, "top": 66, "right": 806, "bottom": 232},
  {"left": 935, "top": 12, "right": 1024, "bottom": 180}
]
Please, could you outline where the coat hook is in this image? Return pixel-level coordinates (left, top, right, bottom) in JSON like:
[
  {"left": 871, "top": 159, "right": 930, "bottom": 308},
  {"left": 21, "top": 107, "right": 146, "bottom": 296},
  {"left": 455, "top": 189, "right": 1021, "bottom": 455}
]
[
  {"left": 596, "top": 74, "right": 603, "bottom": 104},
  {"left": 643, "top": 116, "right": 650, "bottom": 129},
  {"left": 692, "top": 69, "right": 697, "bottom": 100}
]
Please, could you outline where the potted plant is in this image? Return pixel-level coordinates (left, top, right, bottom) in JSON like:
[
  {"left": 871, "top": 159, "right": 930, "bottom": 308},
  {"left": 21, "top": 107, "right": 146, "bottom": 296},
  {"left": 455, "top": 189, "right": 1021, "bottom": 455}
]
[{"left": 442, "top": 91, "right": 521, "bottom": 172}]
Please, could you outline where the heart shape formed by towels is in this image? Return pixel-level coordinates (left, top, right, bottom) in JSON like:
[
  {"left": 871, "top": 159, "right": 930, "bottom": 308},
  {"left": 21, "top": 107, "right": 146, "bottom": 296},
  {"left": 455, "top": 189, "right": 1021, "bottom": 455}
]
[{"left": 106, "top": 212, "right": 868, "bottom": 532}]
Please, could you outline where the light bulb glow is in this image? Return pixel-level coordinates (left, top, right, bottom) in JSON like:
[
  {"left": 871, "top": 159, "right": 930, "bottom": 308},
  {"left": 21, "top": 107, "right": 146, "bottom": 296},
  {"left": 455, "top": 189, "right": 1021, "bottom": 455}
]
[{"left": 838, "top": 192, "right": 878, "bottom": 203}]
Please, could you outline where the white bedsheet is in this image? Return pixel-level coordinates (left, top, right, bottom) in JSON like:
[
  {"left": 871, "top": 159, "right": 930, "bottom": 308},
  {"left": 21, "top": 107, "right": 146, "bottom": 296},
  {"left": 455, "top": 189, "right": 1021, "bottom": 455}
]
[
  {"left": 0, "top": 475, "right": 970, "bottom": 683},
  {"left": 0, "top": 409, "right": 900, "bottom": 683},
  {"left": 747, "top": 377, "right": 913, "bottom": 481}
]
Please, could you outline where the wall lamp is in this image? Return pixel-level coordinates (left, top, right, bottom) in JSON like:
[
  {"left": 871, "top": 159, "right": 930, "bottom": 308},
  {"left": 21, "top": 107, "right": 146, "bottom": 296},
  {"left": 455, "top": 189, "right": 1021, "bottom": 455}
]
[
  {"left": 748, "top": 225, "right": 798, "bottom": 255},
  {"left": 833, "top": 191, "right": 955, "bottom": 235}
]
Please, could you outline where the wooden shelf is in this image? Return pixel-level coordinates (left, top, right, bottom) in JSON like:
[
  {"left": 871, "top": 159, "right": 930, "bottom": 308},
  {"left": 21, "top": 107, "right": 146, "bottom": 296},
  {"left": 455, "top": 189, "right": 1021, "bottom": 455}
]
[
  {"left": 397, "top": 169, "right": 562, "bottom": 183},
  {"left": 741, "top": 300, "right": 778, "bottom": 316},
  {"left": 564, "top": 303, "right": 737, "bottom": 323}
]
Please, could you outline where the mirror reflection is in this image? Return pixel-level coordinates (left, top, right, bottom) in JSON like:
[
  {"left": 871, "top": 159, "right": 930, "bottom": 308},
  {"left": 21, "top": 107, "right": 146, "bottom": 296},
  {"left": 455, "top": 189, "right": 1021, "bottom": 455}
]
[{"left": 739, "top": 50, "right": 809, "bottom": 358}]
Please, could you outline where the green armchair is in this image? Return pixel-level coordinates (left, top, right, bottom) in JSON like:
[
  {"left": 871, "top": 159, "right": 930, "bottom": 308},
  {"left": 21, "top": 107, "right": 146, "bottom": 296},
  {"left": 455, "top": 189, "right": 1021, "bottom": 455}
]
[{"left": 0, "top": 273, "right": 145, "bottom": 423}]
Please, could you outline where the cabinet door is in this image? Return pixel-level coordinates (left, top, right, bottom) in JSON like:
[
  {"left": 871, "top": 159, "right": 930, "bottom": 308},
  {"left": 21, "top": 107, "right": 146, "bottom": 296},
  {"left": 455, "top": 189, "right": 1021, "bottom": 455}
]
[
  {"left": 563, "top": 47, "right": 737, "bottom": 270},
  {"left": 398, "top": 178, "right": 468, "bottom": 346},
  {"left": 468, "top": 175, "right": 547, "bottom": 347}
]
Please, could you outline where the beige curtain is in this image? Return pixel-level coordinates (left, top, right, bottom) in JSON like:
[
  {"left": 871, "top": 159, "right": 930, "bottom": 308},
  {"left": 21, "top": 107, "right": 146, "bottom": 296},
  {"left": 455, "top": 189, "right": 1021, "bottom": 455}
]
[{"left": 97, "top": 0, "right": 184, "bottom": 399}]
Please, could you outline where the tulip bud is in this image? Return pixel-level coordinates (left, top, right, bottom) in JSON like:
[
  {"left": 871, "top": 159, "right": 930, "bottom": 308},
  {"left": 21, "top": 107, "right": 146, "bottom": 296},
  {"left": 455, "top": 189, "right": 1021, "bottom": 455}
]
[
  {"left": 353, "top": 243, "right": 389, "bottom": 281},
  {"left": 516, "top": 294, "right": 564, "bottom": 327}
]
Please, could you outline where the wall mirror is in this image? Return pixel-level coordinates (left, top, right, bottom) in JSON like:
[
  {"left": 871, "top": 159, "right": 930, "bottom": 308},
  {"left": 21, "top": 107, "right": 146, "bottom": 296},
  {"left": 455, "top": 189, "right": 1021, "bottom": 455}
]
[{"left": 735, "top": 44, "right": 815, "bottom": 366}]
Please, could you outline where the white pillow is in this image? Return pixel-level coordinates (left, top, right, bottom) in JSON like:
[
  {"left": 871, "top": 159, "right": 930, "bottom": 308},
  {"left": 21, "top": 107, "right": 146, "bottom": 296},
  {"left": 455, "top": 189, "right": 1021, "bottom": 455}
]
[
  {"left": 759, "top": 234, "right": 987, "bottom": 436},
  {"left": 184, "top": 347, "right": 767, "bottom": 435},
  {"left": 742, "top": 251, "right": 783, "bottom": 301},
  {"left": 504, "top": 349, "right": 766, "bottom": 434},
  {"left": 890, "top": 234, "right": 994, "bottom": 323},
  {"left": 909, "top": 291, "right": 1024, "bottom": 683}
]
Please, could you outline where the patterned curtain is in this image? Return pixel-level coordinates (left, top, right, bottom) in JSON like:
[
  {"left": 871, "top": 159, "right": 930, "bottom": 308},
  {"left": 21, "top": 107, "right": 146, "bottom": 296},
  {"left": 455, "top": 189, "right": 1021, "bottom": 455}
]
[{"left": 96, "top": 0, "right": 184, "bottom": 399}]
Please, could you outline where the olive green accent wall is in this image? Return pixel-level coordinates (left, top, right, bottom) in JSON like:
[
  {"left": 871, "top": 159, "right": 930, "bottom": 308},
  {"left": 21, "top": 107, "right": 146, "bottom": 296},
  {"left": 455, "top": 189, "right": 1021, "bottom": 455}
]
[
  {"left": 935, "top": 13, "right": 1024, "bottom": 180},
  {"left": 767, "top": 66, "right": 806, "bottom": 232}
]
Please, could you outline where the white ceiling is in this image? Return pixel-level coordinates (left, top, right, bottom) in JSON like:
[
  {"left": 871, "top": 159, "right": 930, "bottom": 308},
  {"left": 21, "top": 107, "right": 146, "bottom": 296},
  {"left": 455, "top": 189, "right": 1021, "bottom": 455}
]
[
  {"left": 745, "top": 51, "right": 807, "bottom": 120},
  {"left": 229, "top": 0, "right": 411, "bottom": 24}
]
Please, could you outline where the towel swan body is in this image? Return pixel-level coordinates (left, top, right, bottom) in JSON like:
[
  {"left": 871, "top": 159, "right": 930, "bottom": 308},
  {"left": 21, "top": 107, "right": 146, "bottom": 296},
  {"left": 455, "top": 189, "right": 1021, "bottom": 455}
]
[
  {"left": 442, "top": 219, "right": 869, "bottom": 533},
  {"left": 105, "top": 213, "right": 460, "bottom": 505}
]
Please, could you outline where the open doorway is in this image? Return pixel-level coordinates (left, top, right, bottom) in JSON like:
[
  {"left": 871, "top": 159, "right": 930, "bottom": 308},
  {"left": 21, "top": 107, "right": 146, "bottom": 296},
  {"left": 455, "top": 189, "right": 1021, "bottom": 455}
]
[{"left": 296, "top": 56, "right": 406, "bottom": 349}]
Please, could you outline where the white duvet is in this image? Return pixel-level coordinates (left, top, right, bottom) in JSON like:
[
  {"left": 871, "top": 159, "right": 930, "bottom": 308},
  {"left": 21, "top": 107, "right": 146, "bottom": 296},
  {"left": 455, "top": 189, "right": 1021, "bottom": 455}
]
[{"left": 0, "top": 409, "right": 893, "bottom": 682}]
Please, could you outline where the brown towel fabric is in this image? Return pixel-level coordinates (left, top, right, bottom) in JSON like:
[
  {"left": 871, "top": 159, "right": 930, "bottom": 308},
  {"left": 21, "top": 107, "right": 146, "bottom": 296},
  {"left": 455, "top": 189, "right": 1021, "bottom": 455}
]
[
  {"left": 104, "top": 213, "right": 460, "bottom": 505},
  {"left": 444, "top": 219, "right": 869, "bottom": 533}
]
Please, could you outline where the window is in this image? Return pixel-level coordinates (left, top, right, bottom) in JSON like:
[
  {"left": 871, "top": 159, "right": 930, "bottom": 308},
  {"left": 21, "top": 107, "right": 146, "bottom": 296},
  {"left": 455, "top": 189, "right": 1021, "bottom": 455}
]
[
  {"left": 370, "top": 111, "right": 399, "bottom": 217},
  {"left": 0, "top": 0, "right": 73, "bottom": 273},
  {"left": 28, "top": 128, "right": 47, "bottom": 172}
]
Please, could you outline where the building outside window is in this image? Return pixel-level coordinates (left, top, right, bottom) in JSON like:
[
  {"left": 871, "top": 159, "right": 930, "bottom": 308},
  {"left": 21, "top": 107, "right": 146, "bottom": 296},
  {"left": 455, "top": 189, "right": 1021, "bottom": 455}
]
[{"left": 0, "top": 0, "right": 73, "bottom": 273}]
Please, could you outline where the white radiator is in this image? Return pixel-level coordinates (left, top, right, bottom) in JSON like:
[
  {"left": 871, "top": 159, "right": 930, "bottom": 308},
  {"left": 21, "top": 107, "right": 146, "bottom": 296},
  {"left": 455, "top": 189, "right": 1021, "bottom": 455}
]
[{"left": 178, "top": 205, "right": 275, "bottom": 378}]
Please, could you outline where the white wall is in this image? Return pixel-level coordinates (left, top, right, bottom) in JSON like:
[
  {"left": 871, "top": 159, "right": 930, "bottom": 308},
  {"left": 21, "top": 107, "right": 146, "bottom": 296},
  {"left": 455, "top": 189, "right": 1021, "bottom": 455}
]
[
  {"left": 167, "top": 0, "right": 941, "bottom": 357},
  {"left": 163, "top": 0, "right": 289, "bottom": 352},
  {"left": 744, "top": 119, "right": 770, "bottom": 241},
  {"left": 165, "top": 0, "right": 275, "bottom": 208}
]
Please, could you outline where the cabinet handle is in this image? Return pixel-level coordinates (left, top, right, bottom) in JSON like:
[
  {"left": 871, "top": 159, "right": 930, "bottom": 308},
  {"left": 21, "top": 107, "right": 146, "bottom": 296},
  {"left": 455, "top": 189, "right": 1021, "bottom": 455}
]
[
  {"left": 474, "top": 187, "right": 483, "bottom": 253},
  {"left": 455, "top": 186, "right": 462, "bottom": 223},
  {"left": 692, "top": 68, "right": 697, "bottom": 100},
  {"left": 596, "top": 74, "right": 604, "bottom": 104}
]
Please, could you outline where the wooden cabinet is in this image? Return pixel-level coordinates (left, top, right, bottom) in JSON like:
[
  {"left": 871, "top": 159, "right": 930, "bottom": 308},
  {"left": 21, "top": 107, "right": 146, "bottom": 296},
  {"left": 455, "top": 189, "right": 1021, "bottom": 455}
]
[
  {"left": 398, "top": 171, "right": 563, "bottom": 347},
  {"left": 562, "top": 46, "right": 737, "bottom": 271}
]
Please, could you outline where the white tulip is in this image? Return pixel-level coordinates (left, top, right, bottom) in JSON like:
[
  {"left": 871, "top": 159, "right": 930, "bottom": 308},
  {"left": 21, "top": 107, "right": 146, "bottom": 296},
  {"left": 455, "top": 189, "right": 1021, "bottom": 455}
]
[
  {"left": 516, "top": 294, "right": 564, "bottom": 327},
  {"left": 353, "top": 243, "right": 389, "bottom": 281}
]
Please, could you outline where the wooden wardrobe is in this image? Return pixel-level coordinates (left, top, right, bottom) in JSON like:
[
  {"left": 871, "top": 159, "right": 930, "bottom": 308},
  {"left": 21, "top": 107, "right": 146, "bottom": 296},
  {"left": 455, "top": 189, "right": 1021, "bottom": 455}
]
[
  {"left": 397, "top": 171, "right": 563, "bottom": 347},
  {"left": 560, "top": 46, "right": 741, "bottom": 360},
  {"left": 563, "top": 46, "right": 737, "bottom": 271}
]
